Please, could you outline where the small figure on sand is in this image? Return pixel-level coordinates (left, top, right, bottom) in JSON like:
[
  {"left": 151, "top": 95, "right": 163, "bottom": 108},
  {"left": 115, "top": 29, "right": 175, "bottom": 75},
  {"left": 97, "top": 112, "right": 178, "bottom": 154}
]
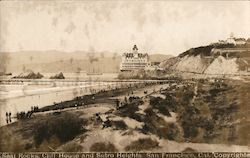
[
  {"left": 115, "top": 99, "right": 120, "bottom": 109},
  {"left": 5, "top": 112, "right": 12, "bottom": 124}
]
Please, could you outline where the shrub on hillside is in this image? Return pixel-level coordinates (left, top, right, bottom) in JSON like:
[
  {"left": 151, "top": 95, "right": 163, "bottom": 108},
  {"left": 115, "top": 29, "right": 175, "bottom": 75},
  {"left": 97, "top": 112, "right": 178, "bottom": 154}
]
[
  {"left": 33, "top": 113, "right": 86, "bottom": 146},
  {"left": 61, "top": 142, "right": 83, "bottom": 152},
  {"left": 117, "top": 101, "right": 142, "bottom": 119},
  {"left": 141, "top": 108, "right": 180, "bottom": 140},
  {"left": 149, "top": 97, "right": 171, "bottom": 116},
  {"left": 182, "top": 147, "right": 198, "bottom": 153},
  {"left": 181, "top": 90, "right": 195, "bottom": 106},
  {"left": 111, "top": 120, "right": 128, "bottom": 130},
  {"left": 90, "top": 142, "right": 118, "bottom": 152},
  {"left": 181, "top": 121, "right": 199, "bottom": 139},
  {"left": 124, "top": 138, "right": 159, "bottom": 151}
]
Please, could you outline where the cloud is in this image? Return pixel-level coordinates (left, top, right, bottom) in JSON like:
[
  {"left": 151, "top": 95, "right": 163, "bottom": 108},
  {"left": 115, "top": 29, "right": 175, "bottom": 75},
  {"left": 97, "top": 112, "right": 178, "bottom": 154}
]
[
  {"left": 64, "top": 21, "right": 76, "bottom": 34},
  {"left": 0, "top": 1, "right": 249, "bottom": 55}
]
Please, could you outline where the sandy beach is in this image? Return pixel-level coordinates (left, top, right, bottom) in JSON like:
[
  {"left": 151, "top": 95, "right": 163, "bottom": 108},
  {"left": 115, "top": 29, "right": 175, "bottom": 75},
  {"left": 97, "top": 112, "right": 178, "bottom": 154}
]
[{"left": 0, "top": 81, "right": 118, "bottom": 126}]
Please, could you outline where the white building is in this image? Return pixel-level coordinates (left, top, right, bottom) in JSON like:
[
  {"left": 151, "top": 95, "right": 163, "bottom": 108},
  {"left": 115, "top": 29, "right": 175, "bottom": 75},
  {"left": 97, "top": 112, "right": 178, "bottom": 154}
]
[
  {"left": 120, "top": 45, "right": 150, "bottom": 71},
  {"left": 225, "top": 33, "right": 246, "bottom": 45},
  {"left": 235, "top": 38, "right": 246, "bottom": 45},
  {"left": 226, "top": 34, "right": 236, "bottom": 45}
]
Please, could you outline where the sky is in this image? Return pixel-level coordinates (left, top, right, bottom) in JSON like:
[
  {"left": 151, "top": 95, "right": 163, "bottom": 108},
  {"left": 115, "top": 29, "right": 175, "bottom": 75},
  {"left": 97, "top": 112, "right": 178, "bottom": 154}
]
[{"left": 0, "top": 0, "right": 249, "bottom": 55}]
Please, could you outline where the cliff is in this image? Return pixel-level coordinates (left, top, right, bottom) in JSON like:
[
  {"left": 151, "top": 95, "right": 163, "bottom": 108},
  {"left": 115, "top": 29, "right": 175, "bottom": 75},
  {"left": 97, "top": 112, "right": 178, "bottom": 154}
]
[{"left": 160, "top": 44, "right": 250, "bottom": 75}]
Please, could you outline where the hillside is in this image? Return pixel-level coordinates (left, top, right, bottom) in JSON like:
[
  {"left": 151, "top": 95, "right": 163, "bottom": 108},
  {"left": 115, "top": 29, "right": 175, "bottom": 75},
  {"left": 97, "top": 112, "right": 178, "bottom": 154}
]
[
  {"left": 160, "top": 43, "right": 250, "bottom": 75},
  {"left": 0, "top": 51, "right": 171, "bottom": 73},
  {"left": 148, "top": 54, "right": 172, "bottom": 62},
  {"left": 7, "top": 58, "right": 121, "bottom": 73},
  {"left": 0, "top": 51, "right": 114, "bottom": 73}
]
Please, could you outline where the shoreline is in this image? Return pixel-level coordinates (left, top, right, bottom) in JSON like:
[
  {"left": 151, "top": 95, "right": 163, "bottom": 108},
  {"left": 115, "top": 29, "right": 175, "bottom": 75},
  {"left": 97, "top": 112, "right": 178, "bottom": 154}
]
[{"left": 0, "top": 80, "right": 168, "bottom": 127}]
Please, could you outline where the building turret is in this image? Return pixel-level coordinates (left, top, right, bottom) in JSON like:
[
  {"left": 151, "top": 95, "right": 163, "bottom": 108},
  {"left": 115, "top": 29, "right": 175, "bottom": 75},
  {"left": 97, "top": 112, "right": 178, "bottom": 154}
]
[{"left": 132, "top": 45, "right": 138, "bottom": 54}]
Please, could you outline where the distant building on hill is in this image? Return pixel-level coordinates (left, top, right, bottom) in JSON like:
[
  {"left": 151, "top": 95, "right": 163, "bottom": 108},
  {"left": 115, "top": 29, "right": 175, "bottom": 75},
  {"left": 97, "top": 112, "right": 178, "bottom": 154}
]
[
  {"left": 213, "top": 34, "right": 247, "bottom": 46},
  {"left": 220, "top": 34, "right": 246, "bottom": 45},
  {"left": 226, "top": 33, "right": 236, "bottom": 45},
  {"left": 120, "top": 45, "right": 150, "bottom": 71},
  {"left": 235, "top": 38, "right": 246, "bottom": 45}
]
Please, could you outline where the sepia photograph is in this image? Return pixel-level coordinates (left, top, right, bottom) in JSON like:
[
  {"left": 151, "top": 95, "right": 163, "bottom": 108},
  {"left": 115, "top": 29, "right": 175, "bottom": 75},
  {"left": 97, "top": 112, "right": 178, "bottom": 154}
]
[{"left": 0, "top": 0, "right": 250, "bottom": 155}]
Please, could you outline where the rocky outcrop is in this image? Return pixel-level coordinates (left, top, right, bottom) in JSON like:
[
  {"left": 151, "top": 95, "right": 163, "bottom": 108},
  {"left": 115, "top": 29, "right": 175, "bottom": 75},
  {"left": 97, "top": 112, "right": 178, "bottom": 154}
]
[
  {"left": 49, "top": 72, "right": 65, "bottom": 79},
  {"left": 13, "top": 70, "right": 43, "bottom": 79}
]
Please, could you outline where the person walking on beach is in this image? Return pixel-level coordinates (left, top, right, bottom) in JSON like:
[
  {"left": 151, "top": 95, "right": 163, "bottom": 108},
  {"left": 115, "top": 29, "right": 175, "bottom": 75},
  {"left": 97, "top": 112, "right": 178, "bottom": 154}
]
[
  {"left": 6, "top": 112, "right": 9, "bottom": 124},
  {"left": 5, "top": 112, "right": 12, "bottom": 124},
  {"left": 9, "top": 112, "right": 12, "bottom": 123}
]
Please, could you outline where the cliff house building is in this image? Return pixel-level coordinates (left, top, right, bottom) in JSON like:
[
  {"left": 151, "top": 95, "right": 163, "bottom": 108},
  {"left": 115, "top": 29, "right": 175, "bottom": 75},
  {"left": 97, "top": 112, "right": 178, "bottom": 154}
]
[{"left": 120, "top": 45, "right": 150, "bottom": 71}]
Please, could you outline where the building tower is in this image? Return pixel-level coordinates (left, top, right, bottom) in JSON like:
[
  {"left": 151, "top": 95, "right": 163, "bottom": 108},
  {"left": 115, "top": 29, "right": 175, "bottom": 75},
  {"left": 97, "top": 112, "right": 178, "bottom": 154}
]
[{"left": 132, "top": 45, "right": 138, "bottom": 54}]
